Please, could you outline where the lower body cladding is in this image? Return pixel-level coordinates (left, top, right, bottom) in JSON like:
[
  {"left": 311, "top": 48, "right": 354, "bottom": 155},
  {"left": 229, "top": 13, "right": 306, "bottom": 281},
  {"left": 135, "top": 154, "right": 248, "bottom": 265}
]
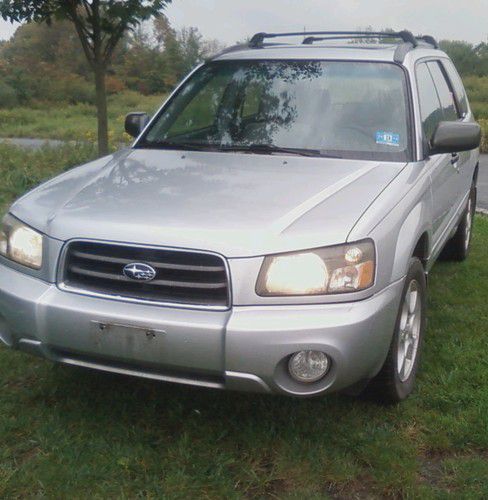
[{"left": 0, "top": 264, "right": 404, "bottom": 397}]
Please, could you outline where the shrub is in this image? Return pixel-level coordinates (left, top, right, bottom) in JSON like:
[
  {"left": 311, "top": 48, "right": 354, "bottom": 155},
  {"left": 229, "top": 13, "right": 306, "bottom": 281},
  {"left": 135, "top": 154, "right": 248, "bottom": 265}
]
[
  {"left": 479, "top": 119, "right": 488, "bottom": 153},
  {"left": 105, "top": 76, "right": 126, "bottom": 95},
  {"left": 464, "top": 76, "right": 488, "bottom": 102},
  {"left": 0, "top": 81, "right": 19, "bottom": 108},
  {"left": 49, "top": 75, "right": 95, "bottom": 105}
]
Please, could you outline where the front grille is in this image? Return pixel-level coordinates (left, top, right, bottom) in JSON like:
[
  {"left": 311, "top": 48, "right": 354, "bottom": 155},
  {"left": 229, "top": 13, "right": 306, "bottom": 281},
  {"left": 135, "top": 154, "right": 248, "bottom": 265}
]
[{"left": 61, "top": 241, "right": 230, "bottom": 308}]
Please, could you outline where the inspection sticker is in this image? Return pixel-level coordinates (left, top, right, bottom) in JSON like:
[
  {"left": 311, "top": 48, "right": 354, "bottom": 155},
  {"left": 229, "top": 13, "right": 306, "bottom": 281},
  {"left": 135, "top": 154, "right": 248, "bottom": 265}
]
[{"left": 375, "top": 131, "right": 400, "bottom": 147}]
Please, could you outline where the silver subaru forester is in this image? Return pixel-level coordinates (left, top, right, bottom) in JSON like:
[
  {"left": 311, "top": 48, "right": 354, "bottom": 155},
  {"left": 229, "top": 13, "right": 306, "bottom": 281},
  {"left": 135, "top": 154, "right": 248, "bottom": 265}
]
[{"left": 0, "top": 31, "right": 481, "bottom": 402}]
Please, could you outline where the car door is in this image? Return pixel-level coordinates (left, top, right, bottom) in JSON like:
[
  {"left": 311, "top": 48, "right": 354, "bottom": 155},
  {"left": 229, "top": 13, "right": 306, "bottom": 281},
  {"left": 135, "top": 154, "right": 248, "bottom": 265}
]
[{"left": 416, "top": 61, "right": 461, "bottom": 247}]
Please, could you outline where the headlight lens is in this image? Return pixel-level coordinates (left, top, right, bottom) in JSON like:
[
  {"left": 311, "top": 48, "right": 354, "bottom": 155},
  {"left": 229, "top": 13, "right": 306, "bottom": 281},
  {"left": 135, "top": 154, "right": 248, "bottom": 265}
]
[
  {"left": 0, "top": 214, "right": 43, "bottom": 269},
  {"left": 256, "top": 240, "right": 375, "bottom": 296}
]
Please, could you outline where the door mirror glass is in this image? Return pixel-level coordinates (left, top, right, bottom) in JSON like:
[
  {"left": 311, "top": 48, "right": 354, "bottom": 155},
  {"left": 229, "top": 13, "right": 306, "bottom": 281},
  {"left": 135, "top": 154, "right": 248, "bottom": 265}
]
[
  {"left": 430, "top": 121, "right": 481, "bottom": 155},
  {"left": 125, "top": 112, "right": 150, "bottom": 138}
]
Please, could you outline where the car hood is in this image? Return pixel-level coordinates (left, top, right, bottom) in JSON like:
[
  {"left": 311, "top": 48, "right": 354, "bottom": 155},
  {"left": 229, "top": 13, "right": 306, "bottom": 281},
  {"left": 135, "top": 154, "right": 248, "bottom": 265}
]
[{"left": 11, "top": 149, "right": 406, "bottom": 257}]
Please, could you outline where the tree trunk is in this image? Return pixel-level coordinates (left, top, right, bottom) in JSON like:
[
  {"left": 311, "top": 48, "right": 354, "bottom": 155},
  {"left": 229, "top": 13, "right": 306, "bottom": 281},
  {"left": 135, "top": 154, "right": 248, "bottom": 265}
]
[{"left": 94, "top": 64, "right": 109, "bottom": 156}]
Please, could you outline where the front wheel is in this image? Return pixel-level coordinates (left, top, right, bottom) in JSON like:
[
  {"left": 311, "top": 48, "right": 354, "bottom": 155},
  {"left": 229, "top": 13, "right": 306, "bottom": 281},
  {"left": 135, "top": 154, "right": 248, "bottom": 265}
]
[{"left": 366, "top": 257, "right": 427, "bottom": 404}]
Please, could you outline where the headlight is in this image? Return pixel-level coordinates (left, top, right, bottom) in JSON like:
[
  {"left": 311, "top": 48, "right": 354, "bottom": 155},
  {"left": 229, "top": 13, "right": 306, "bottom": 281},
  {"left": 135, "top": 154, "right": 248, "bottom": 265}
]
[
  {"left": 0, "top": 214, "right": 43, "bottom": 269},
  {"left": 256, "top": 240, "right": 375, "bottom": 296}
]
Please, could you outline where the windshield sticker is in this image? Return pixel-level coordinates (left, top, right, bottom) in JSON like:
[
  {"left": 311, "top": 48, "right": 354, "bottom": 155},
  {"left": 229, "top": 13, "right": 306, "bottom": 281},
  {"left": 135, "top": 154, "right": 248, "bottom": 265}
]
[{"left": 376, "top": 131, "right": 400, "bottom": 147}]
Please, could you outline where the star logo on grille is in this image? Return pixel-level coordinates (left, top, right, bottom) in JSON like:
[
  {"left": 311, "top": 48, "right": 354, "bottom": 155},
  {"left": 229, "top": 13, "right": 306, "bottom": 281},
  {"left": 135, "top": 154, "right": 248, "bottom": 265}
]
[{"left": 123, "top": 263, "right": 157, "bottom": 282}]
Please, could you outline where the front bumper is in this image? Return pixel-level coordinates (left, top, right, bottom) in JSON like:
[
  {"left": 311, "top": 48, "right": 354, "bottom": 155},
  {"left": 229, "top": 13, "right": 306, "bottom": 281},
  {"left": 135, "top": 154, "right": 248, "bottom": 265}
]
[{"left": 0, "top": 264, "right": 403, "bottom": 396}]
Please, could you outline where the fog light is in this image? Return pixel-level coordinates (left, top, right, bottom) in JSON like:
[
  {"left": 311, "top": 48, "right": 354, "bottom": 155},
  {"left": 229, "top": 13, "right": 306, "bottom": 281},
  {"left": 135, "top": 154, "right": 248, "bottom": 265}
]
[{"left": 288, "top": 351, "right": 330, "bottom": 383}]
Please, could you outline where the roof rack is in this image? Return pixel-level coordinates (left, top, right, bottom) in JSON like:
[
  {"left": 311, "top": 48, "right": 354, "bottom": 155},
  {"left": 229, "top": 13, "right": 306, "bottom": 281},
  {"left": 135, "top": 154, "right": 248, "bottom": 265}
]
[
  {"left": 249, "top": 30, "right": 420, "bottom": 48},
  {"left": 245, "top": 30, "right": 439, "bottom": 63},
  {"left": 212, "top": 30, "right": 438, "bottom": 64},
  {"left": 302, "top": 34, "right": 402, "bottom": 44}
]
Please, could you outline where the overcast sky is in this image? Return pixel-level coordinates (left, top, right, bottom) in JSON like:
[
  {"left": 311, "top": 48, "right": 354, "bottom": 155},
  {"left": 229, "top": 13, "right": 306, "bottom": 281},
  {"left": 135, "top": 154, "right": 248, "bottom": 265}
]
[{"left": 1, "top": 0, "right": 487, "bottom": 45}]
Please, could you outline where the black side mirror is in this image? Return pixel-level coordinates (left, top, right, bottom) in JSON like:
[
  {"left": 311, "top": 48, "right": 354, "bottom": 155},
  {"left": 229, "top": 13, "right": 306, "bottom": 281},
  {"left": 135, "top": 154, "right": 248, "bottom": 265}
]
[
  {"left": 125, "top": 112, "right": 150, "bottom": 138},
  {"left": 430, "top": 121, "right": 481, "bottom": 155}
]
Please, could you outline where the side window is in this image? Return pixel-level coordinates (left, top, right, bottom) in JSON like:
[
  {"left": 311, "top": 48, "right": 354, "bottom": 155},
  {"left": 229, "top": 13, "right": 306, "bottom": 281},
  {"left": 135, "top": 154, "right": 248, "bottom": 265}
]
[
  {"left": 442, "top": 59, "right": 469, "bottom": 117},
  {"left": 416, "top": 62, "right": 443, "bottom": 143},
  {"left": 426, "top": 61, "right": 459, "bottom": 121}
]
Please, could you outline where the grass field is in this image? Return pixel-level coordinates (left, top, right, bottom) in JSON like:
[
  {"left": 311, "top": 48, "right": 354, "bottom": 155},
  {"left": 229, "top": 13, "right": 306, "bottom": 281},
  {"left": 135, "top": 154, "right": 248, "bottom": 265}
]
[
  {"left": 0, "top": 143, "right": 487, "bottom": 497},
  {"left": 0, "top": 91, "right": 165, "bottom": 147},
  {"left": 0, "top": 143, "right": 98, "bottom": 213}
]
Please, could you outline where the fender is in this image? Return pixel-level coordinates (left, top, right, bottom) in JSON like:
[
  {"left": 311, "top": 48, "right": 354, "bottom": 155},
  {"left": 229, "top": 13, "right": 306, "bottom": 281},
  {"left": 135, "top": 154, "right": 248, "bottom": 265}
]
[{"left": 391, "top": 198, "right": 432, "bottom": 281}]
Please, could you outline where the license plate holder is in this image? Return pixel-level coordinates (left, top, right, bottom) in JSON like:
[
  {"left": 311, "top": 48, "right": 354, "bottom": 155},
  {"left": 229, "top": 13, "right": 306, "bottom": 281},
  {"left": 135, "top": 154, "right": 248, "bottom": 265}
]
[{"left": 89, "top": 321, "right": 167, "bottom": 359}]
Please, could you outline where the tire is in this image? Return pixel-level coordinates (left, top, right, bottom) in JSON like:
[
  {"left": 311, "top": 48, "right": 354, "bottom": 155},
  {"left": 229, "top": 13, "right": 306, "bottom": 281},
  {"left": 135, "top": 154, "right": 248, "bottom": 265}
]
[
  {"left": 366, "top": 257, "right": 427, "bottom": 404},
  {"left": 440, "top": 185, "right": 476, "bottom": 262}
]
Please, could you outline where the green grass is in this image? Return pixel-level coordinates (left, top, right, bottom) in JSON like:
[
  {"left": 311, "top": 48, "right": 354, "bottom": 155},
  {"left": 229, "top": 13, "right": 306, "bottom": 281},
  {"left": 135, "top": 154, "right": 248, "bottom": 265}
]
[
  {"left": 0, "top": 144, "right": 487, "bottom": 497},
  {"left": 0, "top": 91, "right": 165, "bottom": 146},
  {"left": 0, "top": 143, "right": 98, "bottom": 213}
]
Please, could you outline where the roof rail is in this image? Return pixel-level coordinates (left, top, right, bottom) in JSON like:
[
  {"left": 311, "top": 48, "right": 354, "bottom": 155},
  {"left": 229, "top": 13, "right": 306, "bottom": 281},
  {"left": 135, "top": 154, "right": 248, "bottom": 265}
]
[
  {"left": 302, "top": 34, "right": 404, "bottom": 45},
  {"left": 212, "top": 30, "right": 439, "bottom": 64},
  {"left": 417, "top": 35, "right": 439, "bottom": 49},
  {"left": 249, "top": 30, "right": 419, "bottom": 48}
]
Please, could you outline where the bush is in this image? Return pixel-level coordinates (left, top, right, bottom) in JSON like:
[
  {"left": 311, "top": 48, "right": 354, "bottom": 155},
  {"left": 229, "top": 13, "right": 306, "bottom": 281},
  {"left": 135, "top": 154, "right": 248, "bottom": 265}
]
[
  {"left": 464, "top": 76, "right": 488, "bottom": 100},
  {"left": 105, "top": 76, "right": 126, "bottom": 95},
  {"left": 46, "top": 75, "right": 95, "bottom": 105},
  {"left": 464, "top": 76, "right": 488, "bottom": 119},
  {"left": 479, "top": 119, "right": 488, "bottom": 153},
  {"left": 0, "top": 81, "right": 19, "bottom": 108}
]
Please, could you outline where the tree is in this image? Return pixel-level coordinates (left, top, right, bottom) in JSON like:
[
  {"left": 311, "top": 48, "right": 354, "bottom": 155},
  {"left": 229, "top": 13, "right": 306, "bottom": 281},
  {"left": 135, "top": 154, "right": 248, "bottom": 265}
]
[
  {"left": 177, "top": 27, "right": 204, "bottom": 75},
  {"left": 120, "top": 25, "right": 169, "bottom": 94},
  {"left": 439, "top": 40, "right": 480, "bottom": 76},
  {"left": 153, "top": 14, "right": 182, "bottom": 87},
  {"left": 0, "top": 0, "right": 172, "bottom": 155},
  {"left": 154, "top": 16, "right": 224, "bottom": 84}
]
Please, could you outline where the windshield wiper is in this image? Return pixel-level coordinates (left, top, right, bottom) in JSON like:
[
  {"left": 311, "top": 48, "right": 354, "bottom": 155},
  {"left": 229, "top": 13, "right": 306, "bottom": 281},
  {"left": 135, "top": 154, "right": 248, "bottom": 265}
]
[
  {"left": 137, "top": 141, "right": 342, "bottom": 158},
  {"left": 136, "top": 140, "right": 219, "bottom": 152},
  {"left": 218, "top": 144, "right": 342, "bottom": 158}
]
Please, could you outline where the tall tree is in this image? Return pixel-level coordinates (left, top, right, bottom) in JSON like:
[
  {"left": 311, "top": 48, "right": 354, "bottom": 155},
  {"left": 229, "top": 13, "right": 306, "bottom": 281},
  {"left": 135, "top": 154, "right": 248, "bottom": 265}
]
[{"left": 0, "top": 0, "right": 172, "bottom": 155}]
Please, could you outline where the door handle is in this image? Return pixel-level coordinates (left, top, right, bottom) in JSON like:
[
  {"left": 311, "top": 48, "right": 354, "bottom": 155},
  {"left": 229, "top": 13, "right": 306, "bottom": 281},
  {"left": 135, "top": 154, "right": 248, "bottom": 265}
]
[{"left": 451, "top": 153, "right": 460, "bottom": 171}]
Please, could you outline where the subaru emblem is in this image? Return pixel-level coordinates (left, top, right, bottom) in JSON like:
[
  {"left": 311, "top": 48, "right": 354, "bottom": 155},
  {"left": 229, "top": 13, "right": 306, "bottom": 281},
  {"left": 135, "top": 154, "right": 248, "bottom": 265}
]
[{"left": 123, "top": 263, "right": 157, "bottom": 282}]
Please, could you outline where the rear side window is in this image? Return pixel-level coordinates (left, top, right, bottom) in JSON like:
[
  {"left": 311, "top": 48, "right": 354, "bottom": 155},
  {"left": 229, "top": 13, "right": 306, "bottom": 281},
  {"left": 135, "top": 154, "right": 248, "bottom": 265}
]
[
  {"left": 416, "top": 63, "right": 443, "bottom": 142},
  {"left": 442, "top": 59, "right": 469, "bottom": 117},
  {"left": 426, "top": 61, "right": 459, "bottom": 121}
]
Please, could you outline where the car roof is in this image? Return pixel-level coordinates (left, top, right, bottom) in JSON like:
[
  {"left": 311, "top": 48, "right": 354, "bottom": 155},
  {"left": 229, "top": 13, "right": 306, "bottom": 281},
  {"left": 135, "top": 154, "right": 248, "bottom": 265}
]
[{"left": 213, "top": 43, "right": 445, "bottom": 64}]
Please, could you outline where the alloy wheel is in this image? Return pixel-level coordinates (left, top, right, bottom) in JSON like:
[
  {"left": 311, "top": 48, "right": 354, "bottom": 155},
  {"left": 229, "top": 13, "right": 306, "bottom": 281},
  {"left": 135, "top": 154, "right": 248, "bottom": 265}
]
[
  {"left": 465, "top": 197, "right": 473, "bottom": 251},
  {"left": 397, "top": 279, "right": 422, "bottom": 382}
]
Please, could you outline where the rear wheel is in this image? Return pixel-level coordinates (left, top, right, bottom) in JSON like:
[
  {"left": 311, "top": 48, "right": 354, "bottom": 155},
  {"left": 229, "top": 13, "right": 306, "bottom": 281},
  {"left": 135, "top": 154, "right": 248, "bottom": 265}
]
[
  {"left": 441, "top": 186, "right": 476, "bottom": 261},
  {"left": 366, "top": 258, "right": 426, "bottom": 404}
]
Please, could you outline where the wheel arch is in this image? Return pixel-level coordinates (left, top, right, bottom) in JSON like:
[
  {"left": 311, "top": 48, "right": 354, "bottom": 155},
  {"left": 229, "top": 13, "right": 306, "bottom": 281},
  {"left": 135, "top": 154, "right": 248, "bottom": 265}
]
[
  {"left": 391, "top": 200, "right": 431, "bottom": 281},
  {"left": 412, "top": 232, "right": 430, "bottom": 269},
  {"left": 473, "top": 162, "right": 479, "bottom": 185}
]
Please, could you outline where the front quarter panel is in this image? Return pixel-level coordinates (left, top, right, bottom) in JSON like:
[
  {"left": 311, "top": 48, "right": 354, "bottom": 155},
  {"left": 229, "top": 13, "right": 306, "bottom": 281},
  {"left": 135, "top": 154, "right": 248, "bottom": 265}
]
[{"left": 348, "top": 161, "right": 432, "bottom": 287}]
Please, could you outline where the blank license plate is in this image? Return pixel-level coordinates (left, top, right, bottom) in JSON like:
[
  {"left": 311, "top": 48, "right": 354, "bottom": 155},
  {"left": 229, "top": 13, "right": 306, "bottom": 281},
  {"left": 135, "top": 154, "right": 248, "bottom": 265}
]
[{"left": 89, "top": 321, "right": 167, "bottom": 360}]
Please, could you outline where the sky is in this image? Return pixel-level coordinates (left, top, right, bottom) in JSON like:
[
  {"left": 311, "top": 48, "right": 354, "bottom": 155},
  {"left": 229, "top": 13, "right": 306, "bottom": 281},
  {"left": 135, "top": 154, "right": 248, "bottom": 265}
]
[{"left": 0, "top": 0, "right": 487, "bottom": 45}]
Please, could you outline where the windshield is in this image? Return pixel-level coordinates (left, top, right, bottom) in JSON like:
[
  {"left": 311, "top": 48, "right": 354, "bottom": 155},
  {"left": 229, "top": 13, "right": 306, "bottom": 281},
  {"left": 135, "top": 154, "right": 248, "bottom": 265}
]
[{"left": 140, "top": 60, "right": 411, "bottom": 161}]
